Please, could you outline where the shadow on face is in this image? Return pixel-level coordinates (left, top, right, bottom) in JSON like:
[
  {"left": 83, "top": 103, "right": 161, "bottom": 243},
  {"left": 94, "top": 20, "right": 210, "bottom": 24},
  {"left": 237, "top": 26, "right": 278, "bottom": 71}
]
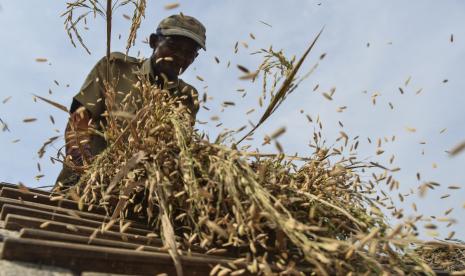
[{"left": 149, "top": 34, "right": 200, "bottom": 80}]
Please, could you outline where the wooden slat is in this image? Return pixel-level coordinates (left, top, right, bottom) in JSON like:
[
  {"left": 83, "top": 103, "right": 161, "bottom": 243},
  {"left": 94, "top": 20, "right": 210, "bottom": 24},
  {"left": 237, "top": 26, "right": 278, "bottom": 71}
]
[
  {"left": 5, "top": 214, "right": 161, "bottom": 246},
  {"left": 0, "top": 204, "right": 151, "bottom": 236},
  {"left": 0, "top": 196, "right": 149, "bottom": 230},
  {"left": 19, "top": 228, "right": 230, "bottom": 259},
  {"left": 0, "top": 187, "right": 106, "bottom": 215},
  {"left": 5, "top": 214, "right": 233, "bottom": 257},
  {"left": 18, "top": 227, "right": 165, "bottom": 253},
  {"left": 0, "top": 182, "right": 52, "bottom": 196},
  {"left": 1, "top": 237, "right": 239, "bottom": 275}
]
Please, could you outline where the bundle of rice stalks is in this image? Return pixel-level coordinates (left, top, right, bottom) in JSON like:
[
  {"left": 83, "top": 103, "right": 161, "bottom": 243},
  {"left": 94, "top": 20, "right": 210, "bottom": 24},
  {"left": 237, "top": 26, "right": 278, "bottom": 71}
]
[
  {"left": 43, "top": 20, "right": 453, "bottom": 273},
  {"left": 54, "top": 76, "right": 441, "bottom": 275}
]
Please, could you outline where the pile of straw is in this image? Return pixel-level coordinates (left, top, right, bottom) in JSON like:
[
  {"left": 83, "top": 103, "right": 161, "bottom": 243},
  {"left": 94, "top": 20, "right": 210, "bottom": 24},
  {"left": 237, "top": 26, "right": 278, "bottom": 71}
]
[
  {"left": 416, "top": 241, "right": 465, "bottom": 273},
  {"left": 62, "top": 80, "right": 439, "bottom": 275}
]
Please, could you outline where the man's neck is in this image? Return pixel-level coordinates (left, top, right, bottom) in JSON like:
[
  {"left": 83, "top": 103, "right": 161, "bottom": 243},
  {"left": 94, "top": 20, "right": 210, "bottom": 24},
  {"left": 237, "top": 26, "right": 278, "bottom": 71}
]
[{"left": 150, "top": 59, "right": 178, "bottom": 89}]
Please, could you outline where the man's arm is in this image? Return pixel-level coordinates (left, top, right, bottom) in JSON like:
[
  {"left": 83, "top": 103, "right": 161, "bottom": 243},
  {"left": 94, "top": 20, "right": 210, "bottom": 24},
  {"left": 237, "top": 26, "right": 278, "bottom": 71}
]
[
  {"left": 64, "top": 105, "right": 93, "bottom": 166},
  {"left": 64, "top": 55, "right": 109, "bottom": 166}
]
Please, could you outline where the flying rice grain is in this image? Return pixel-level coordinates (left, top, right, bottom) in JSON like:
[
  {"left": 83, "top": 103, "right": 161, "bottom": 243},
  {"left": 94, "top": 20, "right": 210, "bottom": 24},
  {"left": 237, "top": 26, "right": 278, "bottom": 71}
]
[
  {"left": 447, "top": 185, "right": 461, "bottom": 190},
  {"left": 444, "top": 208, "right": 453, "bottom": 216},
  {"left": 246, "top": 108, "right": 255, "bottom": 115},
  {"left": 259, "top": 20, "right": 272, "bottom": 27},
  {"left": 23, "top": 118, "right": 37, "bottom": 123},
  {"left": 239, "top": 71, "right": 259, "bottom": 80},
  {"left": 275, "top": 141, "right": 283, "bottom": 153},
  {"left": 2, "top": 96, "right": 12, "bottom": 104},
  {"left": 164, "top": 2, "right": 180, "bottom": 10},
  {"left": 236, "top": 125, "right": 247, "bottom": 132},
  {"left": 270, "top": 127, "right": 286, "bottom": 139},
  {"left": 449, "top": 140, "right": 465, "bottom": 156},
  {"left": 405, "top": 127, "right": 416, "bottom": 133},
  {"left": 322, "top": 92, "right": 332, "bottom": 101},
  {"left": 337, "top": 106, "right": 347, "bottom": 113},
  {"left": 405, "top": 76, "right": 412, "bottom": 86},
  {"left": 237, "top": 64, "right": 250, "bottom": 73},
  {"left": 329, "top": 86, "right": 336, "bottom": 96}
]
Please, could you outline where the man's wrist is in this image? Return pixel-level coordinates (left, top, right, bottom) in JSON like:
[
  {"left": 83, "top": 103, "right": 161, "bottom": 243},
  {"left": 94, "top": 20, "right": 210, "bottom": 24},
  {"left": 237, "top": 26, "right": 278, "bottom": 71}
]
[{"left": 68, "top": 144, "right": 92, "bottom": 166}]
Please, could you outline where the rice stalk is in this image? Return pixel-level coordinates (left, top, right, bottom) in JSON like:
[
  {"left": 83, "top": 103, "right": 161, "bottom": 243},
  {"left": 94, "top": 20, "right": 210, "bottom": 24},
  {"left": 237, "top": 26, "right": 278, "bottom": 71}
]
[{"left": 237, "top": 27, "right": 324, "bottom": 144}]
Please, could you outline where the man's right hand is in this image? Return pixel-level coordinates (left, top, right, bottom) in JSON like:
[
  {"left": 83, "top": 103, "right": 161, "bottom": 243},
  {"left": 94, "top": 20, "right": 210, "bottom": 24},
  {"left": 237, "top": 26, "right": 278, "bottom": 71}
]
[{"left": 65, "top": 106, "right": 93, "bottom": 167}]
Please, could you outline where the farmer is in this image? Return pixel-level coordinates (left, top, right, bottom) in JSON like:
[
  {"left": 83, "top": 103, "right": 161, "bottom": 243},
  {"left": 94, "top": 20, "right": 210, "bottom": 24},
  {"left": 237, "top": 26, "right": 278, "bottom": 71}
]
[{"left": 54, "top": 14, "right": 206, "bottom": 189}]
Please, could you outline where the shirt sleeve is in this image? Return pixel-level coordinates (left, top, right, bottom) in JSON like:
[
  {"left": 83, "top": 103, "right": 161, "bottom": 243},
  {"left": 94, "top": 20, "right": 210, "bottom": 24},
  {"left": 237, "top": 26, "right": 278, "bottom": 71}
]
[{"left": 71, "top": 58, "right": 106, "bottom": 121}]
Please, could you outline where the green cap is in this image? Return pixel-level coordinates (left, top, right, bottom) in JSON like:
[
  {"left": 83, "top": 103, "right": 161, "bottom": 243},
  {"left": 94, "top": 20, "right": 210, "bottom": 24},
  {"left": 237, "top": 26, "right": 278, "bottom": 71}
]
[{"left": 157, "top": 14, "right": 206, "bottom": 50}]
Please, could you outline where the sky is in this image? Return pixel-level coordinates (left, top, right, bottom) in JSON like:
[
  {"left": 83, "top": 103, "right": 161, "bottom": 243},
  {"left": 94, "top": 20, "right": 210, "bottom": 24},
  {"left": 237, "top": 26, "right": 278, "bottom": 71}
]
[{"left": 0, "top": 1, "right": 464, "bottom": 241}]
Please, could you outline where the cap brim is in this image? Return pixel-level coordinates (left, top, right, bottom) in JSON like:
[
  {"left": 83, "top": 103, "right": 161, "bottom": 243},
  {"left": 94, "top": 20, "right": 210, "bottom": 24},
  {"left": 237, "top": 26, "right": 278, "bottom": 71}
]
[{"left": 159, "top": 28, "right": 206, "bottom": 50}]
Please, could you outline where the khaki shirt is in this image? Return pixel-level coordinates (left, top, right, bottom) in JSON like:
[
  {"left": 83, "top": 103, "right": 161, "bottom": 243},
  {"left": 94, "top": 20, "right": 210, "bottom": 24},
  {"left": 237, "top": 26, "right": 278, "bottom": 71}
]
[
  {"left": 73, "top": 52, "right": 199, "bottom": 121},
  {"left": 71, "top": 52, "right": 199, "bottom": 154},
  {"left": 55, "top": 52, "right": 199, "bottom": 187}
]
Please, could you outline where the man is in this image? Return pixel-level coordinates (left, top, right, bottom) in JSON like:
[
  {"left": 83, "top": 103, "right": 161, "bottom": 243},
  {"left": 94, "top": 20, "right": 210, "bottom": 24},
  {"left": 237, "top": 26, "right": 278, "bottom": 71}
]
[{"left": 55, "top": 14, "right": 206, "bottom": 189}]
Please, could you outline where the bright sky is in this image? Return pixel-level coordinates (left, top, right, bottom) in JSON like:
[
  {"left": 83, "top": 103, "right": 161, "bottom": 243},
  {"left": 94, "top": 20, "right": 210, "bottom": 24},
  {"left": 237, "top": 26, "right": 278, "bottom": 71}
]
[{"left": 0, "top": 1, "right": 464, "bottom": 241}]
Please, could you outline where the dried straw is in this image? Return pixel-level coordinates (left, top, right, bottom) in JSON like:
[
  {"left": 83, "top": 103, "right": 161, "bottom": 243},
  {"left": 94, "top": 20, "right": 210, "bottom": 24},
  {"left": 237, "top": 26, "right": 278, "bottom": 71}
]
[{"left": 59, "top": 78, "right": 437, "bottom": 275}]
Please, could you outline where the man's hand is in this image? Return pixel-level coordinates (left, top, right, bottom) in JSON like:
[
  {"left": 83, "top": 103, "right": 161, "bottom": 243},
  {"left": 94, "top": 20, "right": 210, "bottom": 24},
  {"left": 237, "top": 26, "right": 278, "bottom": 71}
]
[
  {"left": 65, "top": 106, "right": 93, "bottom": 166},
  {"left": 68, "top": 143, "right": 92, "bottom": 167}
]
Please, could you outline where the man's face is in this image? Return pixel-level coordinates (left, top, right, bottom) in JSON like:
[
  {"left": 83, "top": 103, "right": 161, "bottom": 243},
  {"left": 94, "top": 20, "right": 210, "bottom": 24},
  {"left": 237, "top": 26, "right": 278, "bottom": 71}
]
[{"left": 151, "top": 35, "right": 200, "bottom": 80}]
